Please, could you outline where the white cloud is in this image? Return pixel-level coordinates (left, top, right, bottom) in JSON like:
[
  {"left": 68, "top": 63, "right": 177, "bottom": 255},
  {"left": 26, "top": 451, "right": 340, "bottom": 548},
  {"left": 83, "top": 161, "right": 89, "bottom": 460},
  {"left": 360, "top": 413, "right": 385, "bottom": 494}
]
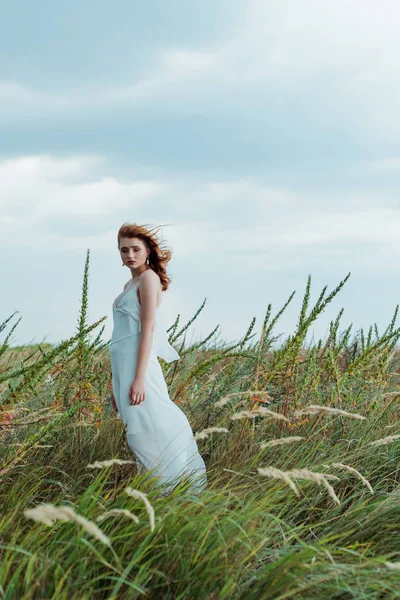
[
  {"left": 0, "top": 154, "right": 164, "bottom": 222},
  {"left": 226, "top": 0, "right": 398, "bottom": 80},
  {"left": 2, "top": 0, "right": 400, "bottom": 135},
  {"left": 1, "top": 152, "right": 398, "bottom": 272},
  {"left": 0, "top": 154, "right": 103, "bottom": 181}
]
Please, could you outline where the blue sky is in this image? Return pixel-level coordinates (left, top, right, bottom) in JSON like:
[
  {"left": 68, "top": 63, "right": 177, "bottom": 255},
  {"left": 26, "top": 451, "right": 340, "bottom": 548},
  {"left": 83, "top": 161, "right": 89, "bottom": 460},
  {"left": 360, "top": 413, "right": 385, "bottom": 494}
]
[{"left": 1, "top": 0, "right": 399, "bottom": 349}]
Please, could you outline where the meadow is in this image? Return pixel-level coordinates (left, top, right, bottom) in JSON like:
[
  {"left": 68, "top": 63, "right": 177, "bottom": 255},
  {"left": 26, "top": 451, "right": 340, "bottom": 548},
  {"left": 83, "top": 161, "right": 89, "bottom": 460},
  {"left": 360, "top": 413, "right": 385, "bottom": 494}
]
[{"left": 1, "top": 253, "right": 400, "bottom": 599}]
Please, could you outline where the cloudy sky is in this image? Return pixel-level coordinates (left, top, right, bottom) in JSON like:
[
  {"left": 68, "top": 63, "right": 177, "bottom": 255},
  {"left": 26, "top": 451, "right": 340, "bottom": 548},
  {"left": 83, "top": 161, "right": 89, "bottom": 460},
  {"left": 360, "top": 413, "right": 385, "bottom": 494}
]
[{"left": 1, "top": 0, "right": 399, "bottom": 350}]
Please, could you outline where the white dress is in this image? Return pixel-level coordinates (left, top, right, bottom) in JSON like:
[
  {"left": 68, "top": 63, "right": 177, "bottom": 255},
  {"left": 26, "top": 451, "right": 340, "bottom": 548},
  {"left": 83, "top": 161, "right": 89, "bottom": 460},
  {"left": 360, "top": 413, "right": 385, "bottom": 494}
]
[{"left": 109, "top": 275, "right": 207, "bottom": 495}]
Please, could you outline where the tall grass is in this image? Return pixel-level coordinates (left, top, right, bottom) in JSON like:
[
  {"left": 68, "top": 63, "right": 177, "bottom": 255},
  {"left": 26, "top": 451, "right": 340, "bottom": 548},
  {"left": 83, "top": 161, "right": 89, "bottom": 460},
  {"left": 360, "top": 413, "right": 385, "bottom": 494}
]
[{"left": 1, "top": 252, "right": 400, "bottom": 599}]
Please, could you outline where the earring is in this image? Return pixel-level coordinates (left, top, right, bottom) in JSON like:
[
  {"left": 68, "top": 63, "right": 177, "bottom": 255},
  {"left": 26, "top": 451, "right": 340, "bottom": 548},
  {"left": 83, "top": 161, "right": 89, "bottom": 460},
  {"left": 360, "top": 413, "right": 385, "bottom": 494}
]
[{"left": 146, "top": 257, "right": 149, "bottom": 265}]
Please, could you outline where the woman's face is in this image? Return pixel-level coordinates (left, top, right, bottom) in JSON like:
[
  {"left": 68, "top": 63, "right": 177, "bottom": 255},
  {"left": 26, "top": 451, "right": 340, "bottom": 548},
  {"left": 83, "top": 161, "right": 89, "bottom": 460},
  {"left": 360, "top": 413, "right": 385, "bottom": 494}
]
[{"left": 119, "top": 237, "right": 149, "bottom": 268}]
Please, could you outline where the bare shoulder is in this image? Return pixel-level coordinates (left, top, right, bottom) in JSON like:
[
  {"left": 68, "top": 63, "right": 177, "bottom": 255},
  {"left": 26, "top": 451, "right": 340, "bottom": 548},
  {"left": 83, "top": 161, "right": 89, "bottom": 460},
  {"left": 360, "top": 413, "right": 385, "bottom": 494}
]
[{"left": 140, "top": 269, "right": 160, "bottom": 285}]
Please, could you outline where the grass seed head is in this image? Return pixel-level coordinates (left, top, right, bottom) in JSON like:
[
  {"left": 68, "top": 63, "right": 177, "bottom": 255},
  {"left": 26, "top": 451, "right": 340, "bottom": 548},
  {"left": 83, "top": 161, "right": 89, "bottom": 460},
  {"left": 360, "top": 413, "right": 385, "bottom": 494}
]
[
  {"left": 87, "top": 458, "right": 136, "bottom": 469},
  {"left": 286, "top": 468, "right": 341, "bottom": 505},
  {"left": 257, "top": 466, "right": 300, "bottom": 496},
  {"left": 293, "top": 405, "right": 366, "bottom": 420},
  {"left": 125, "top": 487, "right": 155, "bottom": 531},
  {"left": 330, "top": 462, "right": 374, "bottom": 494},
  {"left": 194, "top": 427, "right": 229, "bottom": 440},
  {"left": 385, "top": 561, "right": 400, "bottom": 570},
  {"left": 231, "top": 407, "right": 289, "bottom": 422},
  {"left": 368, "top": 434, "right": 400, "bottom": 447},
  {"left": 260, "top": 436, "right": 304, "bottom": 448},
  {"left": 23, "top": 503, "right": 111, "bottom": 546},
  {"left": 257, "top": 467, "right": 341, "bottom": 505},
  {"left": 96, "top": 509, "right": 140, "bottom": 523}
]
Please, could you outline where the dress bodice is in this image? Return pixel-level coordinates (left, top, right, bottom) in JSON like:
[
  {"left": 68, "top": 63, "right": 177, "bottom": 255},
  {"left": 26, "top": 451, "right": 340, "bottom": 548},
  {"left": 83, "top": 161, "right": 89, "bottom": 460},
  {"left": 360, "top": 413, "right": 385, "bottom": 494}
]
[{"left": 111, "top": 279, "right": 180, "bottom": 363}]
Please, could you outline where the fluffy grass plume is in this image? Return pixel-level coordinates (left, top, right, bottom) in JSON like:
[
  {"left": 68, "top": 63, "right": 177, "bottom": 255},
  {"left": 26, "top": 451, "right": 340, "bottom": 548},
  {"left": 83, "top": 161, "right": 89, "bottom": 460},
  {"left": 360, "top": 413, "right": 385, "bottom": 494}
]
[
  {"left": 125, "top": 487, "right": 155, "bottom": 531},
  {"left": 194, "top": 427, "right": 229, "bottom": 440},
  {"left": 385, "top": 562, "right": 400, "bottom": 570},
  {"left": 324, "top": 462, "right": 374, "bottom": 494},
  {"left": 368, "top": 434, "right": 400, "bottom": 447},
  {"left": 293, "top": 405, "right": 366, "bottom": 420},
  {"left": 257, "top": 466, "right": 341, "bottom": 505},
  {"left": 96, "top": 508, "right": 140, "bottom": 524},
  {"left": 231, "top": 407, "right": 289, "bottom": 422},
  {"left": 260, "top": 436, "right": 304, "bottom": 448},
  {"left": 23, "top": 503, "right": 110, "bottom": 546},
  {"left": 87, "top": 458, "right": 136, "bottom": 469}
]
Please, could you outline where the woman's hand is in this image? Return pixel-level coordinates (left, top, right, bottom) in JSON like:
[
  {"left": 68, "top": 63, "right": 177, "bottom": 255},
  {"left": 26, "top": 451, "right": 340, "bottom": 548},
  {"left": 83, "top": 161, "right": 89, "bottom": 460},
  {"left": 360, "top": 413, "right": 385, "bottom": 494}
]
[
  {"left": 111, "top": 391, "right": 118, "bottom": 413},
  {"left": 129, "top": 376, "right": 146, "bottom": 405}
]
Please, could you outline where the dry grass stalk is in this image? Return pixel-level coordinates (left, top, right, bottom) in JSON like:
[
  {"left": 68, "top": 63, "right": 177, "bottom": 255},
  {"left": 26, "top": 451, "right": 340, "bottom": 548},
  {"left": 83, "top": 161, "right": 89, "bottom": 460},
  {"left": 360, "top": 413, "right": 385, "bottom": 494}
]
[
  {"left": 293, "top": 405, "right": 366, "bottom": 421},
  {"left": 125, "top": 487, "right": 155, "bottom": 531},
  {"left": 260, "top": 436, "right": 304, "bottom": 448},
  {"left": 96, "top": 509, "right": 140, "bottom": 524},
  {"left": 368, "top": 434, "right": 400, "bottom": 447},
  {"left": 23, "top": 503, "right": 110, "bottom": 546},
  {"left": 231, "top": 407, "right": 289, "bottom": 422},
  {"left": 222, "top": 468, "right": 250, "bottom": 477},
  {"left": 215, "top": 390, "right": 273, "bottom": 408},
  {"left": 8, "top": 443, "right": 53, "bottom": 448},
  {"left": 194, "top": 427, "right": 229, "bottom": 440},
  {"left": 87, "top": 458, "right": 136, "bottom": 469},
  {"left": 257, "top": 466, "right": 341, "bottom": 505},
  {"left": 0, "top": 413, "right": 64, "bottom": 427},
  {"left": 0, "top": 455, "right": 27, "bottom": 480},
  {"left": 327, "top": 462, "right": 374, "bottom": 494},
  {"left": 0, "top": 407, "right": 30, "bottom": 415}
]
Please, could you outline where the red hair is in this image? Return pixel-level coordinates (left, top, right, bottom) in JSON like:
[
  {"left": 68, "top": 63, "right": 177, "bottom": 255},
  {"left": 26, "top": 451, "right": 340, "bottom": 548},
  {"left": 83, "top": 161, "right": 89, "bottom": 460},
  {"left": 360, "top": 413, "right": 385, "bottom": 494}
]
[{"left": 117, "top": 223, "right": 173, "bottom": 291}]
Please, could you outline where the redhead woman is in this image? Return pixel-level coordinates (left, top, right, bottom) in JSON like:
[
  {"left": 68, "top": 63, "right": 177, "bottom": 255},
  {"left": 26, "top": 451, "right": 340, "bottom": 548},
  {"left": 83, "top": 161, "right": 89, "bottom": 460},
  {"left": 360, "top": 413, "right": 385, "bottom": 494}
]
[{"left": 109, "top": 223, "right": 207, "bottom": 496}]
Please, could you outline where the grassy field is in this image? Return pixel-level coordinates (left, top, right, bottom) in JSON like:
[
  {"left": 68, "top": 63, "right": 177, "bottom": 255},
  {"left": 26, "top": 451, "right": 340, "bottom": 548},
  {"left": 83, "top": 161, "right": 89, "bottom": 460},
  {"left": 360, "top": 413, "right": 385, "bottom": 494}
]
[{"left": 1, "top": 257, "right": 400, "bottom": 599}]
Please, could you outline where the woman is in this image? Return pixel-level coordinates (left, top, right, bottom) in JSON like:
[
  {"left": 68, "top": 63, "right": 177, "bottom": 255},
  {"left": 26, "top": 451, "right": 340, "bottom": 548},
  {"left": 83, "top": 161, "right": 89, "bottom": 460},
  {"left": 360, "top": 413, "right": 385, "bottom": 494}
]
[{"left": 109, "top": 223, "right": 207, "bottom": 496}]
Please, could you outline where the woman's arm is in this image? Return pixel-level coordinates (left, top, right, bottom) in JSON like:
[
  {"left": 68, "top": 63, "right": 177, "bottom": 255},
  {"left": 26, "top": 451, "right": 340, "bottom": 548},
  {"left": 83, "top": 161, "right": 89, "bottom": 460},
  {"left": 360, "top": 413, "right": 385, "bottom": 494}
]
[{"left": 129, "top": 270, "right": 159, "bottom": 405}]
